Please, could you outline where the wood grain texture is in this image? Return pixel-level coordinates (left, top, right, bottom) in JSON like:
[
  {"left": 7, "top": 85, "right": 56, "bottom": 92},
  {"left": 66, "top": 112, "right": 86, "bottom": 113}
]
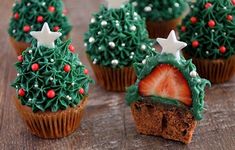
[{"left": 0, "top": 0, "right": 234, "bottom": 149}]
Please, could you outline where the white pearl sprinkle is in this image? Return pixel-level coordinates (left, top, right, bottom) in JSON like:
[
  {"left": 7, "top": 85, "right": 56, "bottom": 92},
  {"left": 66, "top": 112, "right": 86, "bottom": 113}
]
[
  {"left": 69, "top": 97, "right": 72, "bottom": 100},
  {"left": 71, "top": 82, "right": 75, "bottom": 86},
  {"left": 66, "top": 95, "right": 70, "bottom": 99},
  {"left": 93, "top": 59, "right": 97, "bottom": 64},
  {"left": 27, "top": 3, "right": 31, "bottom": 6},
  {"left": 223, "top": 7, "right": 227, "bottom": 10},
  {"left": 42, "top": 2, "right": 46, "bottom": 6},
  {"left": 130, "top": 55, "right": 133, "bottom": 59},
  {"left": 89, "top": 37, "right": 95, "bottom": 43},
  {"left": 195, "top": 32, "right": 198, "bottom": 36},
  {"left": 211, "top": 29, "right": 215, "bottom": 32},
  {"left": 109, "top": 42, "right": 116, "bottom": 48},
  {"left": 28, "top": 50, "right": 32, "bottom": 53},
  {"left": 142, "top": 59, "right": 146, "bottom": 64},
  {"left": 99, "top": 15, "right": 103, "bottom": 19},
  {"left": 131, "top": 52, "right": 135, "bottom": 55},
  {"left": 134, "top": 12, "right": 138, "bottom": 16},
  {"left": 50, "top": 59, "right": 54, "bottom": 62},
  {"left": 146, "top": 55, "right": 149, "bottom": 58},
  {"left": 174, "top": 3, "right": 179, "bottom": 7},
  {"left": 101, "top": 20, "right": 107, "bottom": 26},
  {"left": 121, "top": 43, "right": 125, "bottom": 47},
  {"left": 17, "top": 73, "right": 20, "bottom": 76},
  {"left": 132, "top": 2, "right": 138, "bottom": 7},
  {"left": 50, "top": 77, "right": 54, "bottom": 81},
  {"left": 98, "top": 31, "right": 101, "bottom": 35},
  {"left": 84, "top": 43, "right": 87, "bottom": 47},
  {"left": 191, "top": 5, "right": 194, "bottom": 8},
  {"left": 141, "top": 44, "right": 146, "bottom": 50},
  {"left": 144, "top": 6, "right": 152, "bottom": 12},
  {"left": 91, "top": 17, "right": 96, "bottom": 23},
  {"left": 134, "top": 17, "right": 138, "bottom": 20},
  {"left": 12, "top": 3, "right": 16, "bottom": 7},
  {"left": 223, "top": 32, "right": 226, "bottom": 35},
  {"left": 206, "top": 51, "right": 209, "bottom": 54},
  {"left": 116, "top": 23, "right": 120, "bottom": 27},
  {"left": 190, "top": 71, "right": 198, "bottom": 78},
  {"left": 98, "top": 47, "right": 102, "bottom": 50},
  {"left": 12, "top": 29, "right": 16, "bottom": 33},
  {"left": 152, "top": 48, "right": 155, "bottom": 51},
  {"left": 130, "top": 25, "right": 137, "bottom": 31},
  {"left": 29, "top": 98, "right": 32, "bottom": 101},
  {"left": 16, "top": 85, "right": 18, "bottom": 88},
  {"left": 111, "top": 59, "right": 119, "bottom": 66},
  {"left": 126, "top": 12, "right": 130, "bottom": 15},
  {"left": 197, "top": 79, "right": 201, "bottom": 83},
  {"left": 34, "top": 84, "right": 38, "bottom": 88}
]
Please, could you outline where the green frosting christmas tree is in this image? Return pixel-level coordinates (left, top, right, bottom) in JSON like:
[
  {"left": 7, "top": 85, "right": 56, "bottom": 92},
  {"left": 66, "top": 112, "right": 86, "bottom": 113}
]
[
  {"left": 84, "top": 4, "right": 156, "bottom": 68},
  {"left": 8, "top": 0, "right": 72, "bottom": 43},
  {"left": 179, "top": 0, "right": 235, "bottom": 59},
  {"left": 12, "top": 23, "right": 93, "bottom": 112},
  {"left": 129, "top": 0, "right": 188, "bottom": 21}
]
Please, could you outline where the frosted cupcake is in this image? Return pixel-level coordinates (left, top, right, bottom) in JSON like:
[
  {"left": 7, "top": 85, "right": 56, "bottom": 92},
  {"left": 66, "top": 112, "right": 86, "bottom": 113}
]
[{"left": 12, "top": 23, "right": 93, "bottom": 138}]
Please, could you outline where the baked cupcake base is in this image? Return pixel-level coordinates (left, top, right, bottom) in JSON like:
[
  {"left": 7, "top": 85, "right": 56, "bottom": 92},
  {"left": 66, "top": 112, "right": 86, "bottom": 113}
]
[
  {"left": 88, "top": 58, "right": 136, "bottom": 92},
  {"left": 9, "top": 36, "right": 30, "bottom": 56},
  {"left": 146, "top": 17, "right": 182, "bottom": 39},
  {"left": 184, "top": 53, "right": 235, "bottom": 84},
  {"left": 131, "top": 101, "right": 197, "bottom": 144},
  {"left": 14, "top": 97, "right": 88, "bottom": 139}
]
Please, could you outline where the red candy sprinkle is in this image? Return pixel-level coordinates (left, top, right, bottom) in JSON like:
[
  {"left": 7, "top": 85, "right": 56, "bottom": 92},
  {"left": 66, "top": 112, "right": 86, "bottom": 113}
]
[
  {"left": 48, "top": 6, "right": 55, "bottom": 12},
  {"left": 84, "top": 69, "right": 89, "bottom": 75},
  {"left": 69, "top": 45, "right": 75, "bottom": 52},
  {"left": 53, "top": 26, "right": 60, "bottom": 31},
  {"left": 79, "top": 88, "right": 84, "bottom": 94},
  {"left": 219, "top": 46, "right": 226, "bottom": 53},
  {"left": 64, "top": 64, "right": 71, "bottom": 72},
  {"left": 23, "top": 25, "right": 31, "bottom": 32},
  {"left": 17, "top": 55, "right": 23, "bottom": 62},
  {"left": 208, "top": 20, "right": 216, "bottom": 28},
  {"left": 227, "top": 15, "right": 233, "bottom": 21},
  {"left": 204, "top": 2, "right": 212, "bottom": 9},
  {"left": 37, "top": 16, "right": 44, "bottom": 23},
  {"left": 192, "top": 40, "right": 199, "bottom": 48},
  {"left": 190, "top": 17, "right": 197, "bottom": 24},
  {"left": 232, "top": 0, "right": 235, "bottom": 6},
  {"left": 14, "top": 13, "right": 19, "bottom": 20},
  {"left": 181, "top": 26, "right": 186, "bottom": 32},
  {"left": 47, "top": 89, "right": 55, "bottom": 99},
  {"left": 18, "top": 88, "right": 25, "bottom": 97},
  {"left": 31, "top": 63, "right": 39, "bottom": 71}
]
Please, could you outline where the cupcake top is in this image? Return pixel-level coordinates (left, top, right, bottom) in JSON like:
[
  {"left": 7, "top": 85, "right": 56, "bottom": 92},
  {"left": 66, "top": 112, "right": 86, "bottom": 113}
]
[
  {"left": 8, "top": 0, "right": 72, "bottom": 43},
  {"left": 179, "top": 0, "right": 235, "bottom": 59},
  {"left": 130, "top": 0, "right": 188, "bottom": 21},
  {"left": 12, "top": 23, "right": 93, "bottom": 113},
  {"left": 126, "top": 31, "right": 210, "bottom": 120},
  {"left": 84, "top": 4, "right": 156, "bottom": 68}
]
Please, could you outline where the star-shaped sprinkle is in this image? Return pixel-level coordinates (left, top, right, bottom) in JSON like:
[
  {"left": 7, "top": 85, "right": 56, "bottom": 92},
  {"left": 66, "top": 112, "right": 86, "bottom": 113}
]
[
  {"left": 157, "top": 30, "right": 187, "bottom": 60},
  {"left": 106, "top": 0, "right": 127, "bottom": 9},
  {"left": 30, "top": 22, "right": 62, "bottom": 48}
]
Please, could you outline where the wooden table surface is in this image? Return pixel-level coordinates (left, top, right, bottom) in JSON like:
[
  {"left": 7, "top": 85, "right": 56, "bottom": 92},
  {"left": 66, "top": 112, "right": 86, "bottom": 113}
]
[{"left": 0, "top": 0, "right": 234, "bottom": 150}]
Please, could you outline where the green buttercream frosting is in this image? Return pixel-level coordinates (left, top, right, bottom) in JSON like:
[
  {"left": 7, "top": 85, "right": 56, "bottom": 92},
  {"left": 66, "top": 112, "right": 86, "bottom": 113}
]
[
  {"left": 11, "top": 39, "right": 93, "bottom": 113},
  {"left": 130, "top": 0, "right": 188, "bottom": 21},
  {"left": 8, "top": 0, "right": 72, "bottom": 43},
  {"left": 125, "top": 53, "right": 210, "bottom": 120},
  {"left": 84, "top": 4, "right": 157, "bottom": 68},
  {"left": 179, "top": 0, "right": 235, "bottom": 59}
]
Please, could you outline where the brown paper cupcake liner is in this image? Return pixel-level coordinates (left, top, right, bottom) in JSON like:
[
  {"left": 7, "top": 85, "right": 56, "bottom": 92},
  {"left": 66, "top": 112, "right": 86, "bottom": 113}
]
[
  {"left": 88, "top": 58, "right": 136, "bottom": 92},
  {"left": 9, "top": 36, "right": 30, "bottom": 56},
  {"left": 14, "top": 97, "right": 88, "bottom": 139},
  {"left": 184, "top": 53, "right": 235, "bottom": 84},
  {"left": 146, "top": 17, "right": 182, "bottom": 39},
  {"left": 131, "top": 101, "right": 197, "bottom": 144}
]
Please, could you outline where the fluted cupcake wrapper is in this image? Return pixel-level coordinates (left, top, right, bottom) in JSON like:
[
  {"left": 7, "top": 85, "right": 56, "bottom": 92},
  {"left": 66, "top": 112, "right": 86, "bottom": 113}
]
[
  {"left": 184, "top": 53, "right": 235, "bottom": 84},
  {"left": 146, "top": 17, "right": 182, "bottom": 39},
  {"left": 88, "top": 58, "right": 136, "bottom": 92},
  {"left": 14, "top": 97, "right": 88, "bottom": 139},
  {"left": 9, "top": 36, "right": 30, "bottom": 55}
]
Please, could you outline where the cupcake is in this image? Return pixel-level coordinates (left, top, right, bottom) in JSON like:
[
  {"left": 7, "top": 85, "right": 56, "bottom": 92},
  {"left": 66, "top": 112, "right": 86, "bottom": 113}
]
[
  {"left": 179, "top": 0, "right": 235, "bottom": 83},
  {"left": 84, "top": 2, "right": 156, "bottom": 92},
  {"left": 130, "top": 0, "right": 188, "bottom": 38},
  {"left": 8, "top": 0, "right": 72, "bottom": 55},
  {"left": 11, "top": 23, "right": 93, "bottom": 138},
  {"left": 126, "top": 31, "right": 210, "bottom": 144}
]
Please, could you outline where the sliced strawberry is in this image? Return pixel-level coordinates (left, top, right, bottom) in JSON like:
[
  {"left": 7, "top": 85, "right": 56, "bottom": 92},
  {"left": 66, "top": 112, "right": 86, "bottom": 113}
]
[{"left": 139, "top": 64, "right": 192, "bottom": 106}]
